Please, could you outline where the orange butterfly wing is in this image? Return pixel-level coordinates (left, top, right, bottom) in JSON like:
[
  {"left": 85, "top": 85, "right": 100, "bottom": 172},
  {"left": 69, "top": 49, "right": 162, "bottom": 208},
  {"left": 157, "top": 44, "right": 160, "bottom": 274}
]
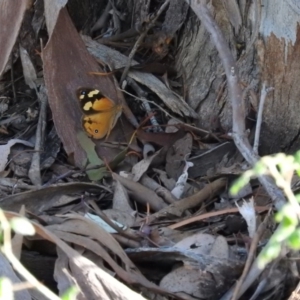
[{"left": 77, "top": 88, "right": 122, "bottom": 139}]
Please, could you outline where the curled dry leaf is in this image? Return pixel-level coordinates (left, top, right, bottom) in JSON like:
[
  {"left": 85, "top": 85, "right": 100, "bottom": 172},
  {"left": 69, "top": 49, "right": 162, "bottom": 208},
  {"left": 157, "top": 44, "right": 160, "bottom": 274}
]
[
  {"left": 148, "top": 177, "right": 227, "bottom": 223},
  {"left": 113, "top": 173, "right": 167, "bottom": 211}
]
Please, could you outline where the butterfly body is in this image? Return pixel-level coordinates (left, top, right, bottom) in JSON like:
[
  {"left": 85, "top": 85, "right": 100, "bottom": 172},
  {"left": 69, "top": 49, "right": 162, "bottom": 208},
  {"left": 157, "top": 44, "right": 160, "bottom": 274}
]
[{"left": 77, "top": 88, "right": 122, "bottom": 139}]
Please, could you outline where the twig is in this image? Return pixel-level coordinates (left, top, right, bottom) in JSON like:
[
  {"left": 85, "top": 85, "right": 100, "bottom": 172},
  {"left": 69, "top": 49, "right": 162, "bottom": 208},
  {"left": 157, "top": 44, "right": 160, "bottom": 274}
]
[
  {"left": 253, "top": 83, "right": 273, "bottom": 155},
  {"left": 184, "top": 0, "right": 285, "bottom": 211},
  {"left": 231, "top": 209, "right": 272, "bottom": 300},
  {"left": 28, "top": 85, "right": 48, "bottom": 186},
  {"left": 119, "top": 0, "right": 170, "bottom": 84},
  {"left": 10, "top": 54, "right": 17, "bottom": 104}
]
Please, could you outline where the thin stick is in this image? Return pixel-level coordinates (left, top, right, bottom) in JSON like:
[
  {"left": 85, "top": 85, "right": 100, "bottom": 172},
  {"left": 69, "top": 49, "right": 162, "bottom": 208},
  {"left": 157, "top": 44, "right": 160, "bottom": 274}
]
[
  {"left": 10, "top": 54, "right": 17, "bottom": 104},
  {"left": 28, "top": 85, "right": 47, "bottom": 186},
  {"left": 253, "top": 83, "right": 274, "bottom": 155}
]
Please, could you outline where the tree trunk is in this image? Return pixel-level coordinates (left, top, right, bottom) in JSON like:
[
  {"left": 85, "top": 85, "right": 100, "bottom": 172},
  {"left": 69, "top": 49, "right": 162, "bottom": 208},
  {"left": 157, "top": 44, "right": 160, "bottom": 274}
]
[{"left": 176, "top": 0, "right": 300, "bottom": 155}]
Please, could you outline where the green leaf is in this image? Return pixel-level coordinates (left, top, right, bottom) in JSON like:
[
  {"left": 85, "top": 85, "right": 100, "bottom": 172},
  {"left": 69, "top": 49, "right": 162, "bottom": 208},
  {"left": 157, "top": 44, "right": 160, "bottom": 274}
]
[
  {"left": 275, "top": 204, "right": 297, "bottom": 224},
  {"left": 273, "top": 223, "right": 295, "bottom": 242},
  {"left": 0, "top": 278, "right": 13, "bottom": 300},
  {"left": 258, "top": 242, "right": 281, "bottom": 268},
  {"left": 77, "top": 131, "right": 105, "bottom": 181},
  {"left": 10, "top": 217, "right": 35, "bottom": 236},
  {"left": 253, "top": 161, "right": 267, "bottom": 175},
  {"left": 230, "top": 176, "right": 249, "bottom": 195},
  {"left": 294, "top": 151, "right": 300, "bottom": 164},
  {"left": 77, "top": 131, "right": 103, "bottom": 166},
  {"left": 61, "top": 286, "right": 79, "bottom": 300},
  {"left": 287, "top": 229, "right": 300, "bottom": 249}
]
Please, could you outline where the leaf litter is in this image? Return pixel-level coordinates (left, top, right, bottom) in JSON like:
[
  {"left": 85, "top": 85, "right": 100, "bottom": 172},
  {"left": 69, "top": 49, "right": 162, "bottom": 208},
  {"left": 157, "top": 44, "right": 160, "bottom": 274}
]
[{"left": 0, "top": 0, "right": 296, "bottom": 299}]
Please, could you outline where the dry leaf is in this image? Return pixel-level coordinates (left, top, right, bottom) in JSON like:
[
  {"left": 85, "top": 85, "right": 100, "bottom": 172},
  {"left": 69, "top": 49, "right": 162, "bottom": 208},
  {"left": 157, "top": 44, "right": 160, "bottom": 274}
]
[
  {"left": 43, "top": 8, "right": 129, "bottom": 166},
  {"left": 44, "top": 0, "right": 68, "bottom": 37},
  {"left": 132, "top": 150, "right": 161, "bottom": 182},
  {"left": 0, "top": 0, "right": 29, "bottom": 76},
  {"left": 19, "top": 45, "right": 38, "bottom": 89}
]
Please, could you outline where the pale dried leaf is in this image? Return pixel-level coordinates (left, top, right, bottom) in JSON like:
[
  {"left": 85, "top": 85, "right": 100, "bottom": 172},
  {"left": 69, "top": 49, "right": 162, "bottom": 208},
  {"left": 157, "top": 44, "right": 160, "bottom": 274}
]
[
  {"left": 209, "top": 236, "right": 229, "bottom": 258},
  {"left": 132, "top": 150, "right": 161, "bottom": 182},
  {"left": 112, "top": 180, "right": 134, "bottom": 214},
  {"left": 236, "top": 197, "right": 256, "bottom": 238},
  {"left": 85, "top": 212, "right": 123, "bottom": 233},
  {"left": 19, "top": 45, "right": 37, "bottom": 89},
  {"left": 44, "top": 0, "right": 68, "bottom": 37},
  {"left": 171, "top": 161, "right": 194, "bottom": 199},
  {"left": 160, "top": 265, "right": 207, "bottom": 298}
]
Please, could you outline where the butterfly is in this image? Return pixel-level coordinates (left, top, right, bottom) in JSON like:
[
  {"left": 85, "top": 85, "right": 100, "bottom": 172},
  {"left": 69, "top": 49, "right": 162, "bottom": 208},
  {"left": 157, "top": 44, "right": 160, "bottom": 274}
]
[{"left": 77, "top": 88, "right": 122, "bottom": 139}]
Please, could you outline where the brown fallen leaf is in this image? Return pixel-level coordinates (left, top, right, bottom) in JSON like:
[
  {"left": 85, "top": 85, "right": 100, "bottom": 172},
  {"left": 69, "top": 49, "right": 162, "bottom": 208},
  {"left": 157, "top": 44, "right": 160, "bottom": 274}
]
[
  {"left": 0, "top": 0, "right": 29, "bottom": 76},
  {"left": 43, "top": 8, "right": 133, "bottom": 166},
  {"left": 4, "top": 211, "right": 168, "bottom": 299},
  {"left": 0, "top": 182, "right": 110, "bottom": 214},
  {"left": 112, "top": 173, "right": 167, "bottom": 211}
]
